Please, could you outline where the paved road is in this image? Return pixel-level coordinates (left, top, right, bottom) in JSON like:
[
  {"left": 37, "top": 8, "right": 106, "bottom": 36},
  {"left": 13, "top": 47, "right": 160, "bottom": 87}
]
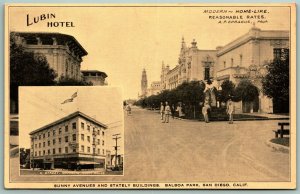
[
  {"left": 122, "top": 106, "right": 290, "bottom": 182},
  {"left": 10, "top": 106, "right": 290, "bottom": 182}
]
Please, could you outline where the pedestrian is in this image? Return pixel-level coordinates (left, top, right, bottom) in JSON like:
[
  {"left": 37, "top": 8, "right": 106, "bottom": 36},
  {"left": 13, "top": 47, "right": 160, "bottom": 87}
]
[
  {"left": 202, "top": 102, "right": 210, "bottom": 123},
  {"left": 226, "top": 99, "right": 234, "bottom": 124},
  {"left": 160, "top": 102, "right": 164, "bottom": 121},
  {"left": 171, "top": 104, "right": 175, "bottom": 119},
  {"left": 164, "top": 101, "right": 171, "bottom": 123},
  {"left": 125, "top": 104, "right": 131, "bottom": 115}
]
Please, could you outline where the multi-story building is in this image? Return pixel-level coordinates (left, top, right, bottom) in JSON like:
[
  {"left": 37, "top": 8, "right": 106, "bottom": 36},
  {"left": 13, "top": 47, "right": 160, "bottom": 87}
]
[
  {"left": 147, "top": 81, "right": 161, "bottom": 96},
  {"left": 13, "top": 32, "right": 88, "bottom": 81},
  {"left": 159, "top": 26, "right": 289, "bottom": 113},
  {"left": 29, "top": 111, "right": 108, "bottom": 170},
  {"left": 81, "top": 70, "right": 108, "bottom": 85},
  {"left": 215, "top": 25, "right": 289, "bottom": 113}
]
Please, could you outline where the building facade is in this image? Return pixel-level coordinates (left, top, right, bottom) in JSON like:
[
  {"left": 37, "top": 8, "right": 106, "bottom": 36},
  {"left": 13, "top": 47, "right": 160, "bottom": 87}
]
[
  {"left": 147, "top": 81, "right": 161, "bottom": 96},
  {"left": 13, "top": 32, "right": 88, "bottom": 81},
  {"left": 29, "top": 111, "right": 108, "bottom": 170},
  {"left": 81, "top": 70, "right": 108, "bottom": 85},
  {"left": 158, "top": 26, "right": 289, "bottom": 113}
]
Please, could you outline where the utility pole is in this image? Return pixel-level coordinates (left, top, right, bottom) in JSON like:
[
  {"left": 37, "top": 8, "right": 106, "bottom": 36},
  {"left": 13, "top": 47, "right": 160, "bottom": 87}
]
[{"left": 112, "top": 133, "right": 121, "bottom": 168}]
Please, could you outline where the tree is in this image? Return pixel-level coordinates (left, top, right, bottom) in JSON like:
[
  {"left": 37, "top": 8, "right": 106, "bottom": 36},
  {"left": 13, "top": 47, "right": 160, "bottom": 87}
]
[
  {"left": 218, "top": 80, "right": 236, "bottom": 103},
  {"left": 262, "top": 55, "right": 289, "bottom": 113},
  {"left": 10, "top": 33, "right": 57, "bottom": 113},
  {"left": 235, "top": 79, "right": 259, "bottom": 102}
]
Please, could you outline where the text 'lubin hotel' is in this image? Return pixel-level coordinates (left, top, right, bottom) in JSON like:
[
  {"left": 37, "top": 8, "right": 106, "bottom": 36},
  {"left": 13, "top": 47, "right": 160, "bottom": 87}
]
[{"left": 29, "top": 111, "right": 108, "bottom": 170}]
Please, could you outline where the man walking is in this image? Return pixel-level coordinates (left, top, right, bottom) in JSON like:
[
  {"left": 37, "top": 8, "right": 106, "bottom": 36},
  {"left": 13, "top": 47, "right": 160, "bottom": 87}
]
[
  {"left": 226, "top": 99, "right": 234, "bottom": 124},
  {"left": 164, "top": 101, "right": 171, "bottom": 123},
  {"left": 160, "top": 102, "right": 164, "bottom": 121},
  {"left": 202, "top": 102, "right": 210, "bottom": 123}
]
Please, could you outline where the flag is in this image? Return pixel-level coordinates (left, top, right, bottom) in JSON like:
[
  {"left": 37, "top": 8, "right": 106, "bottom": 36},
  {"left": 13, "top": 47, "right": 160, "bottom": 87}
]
[
  {"left": 71, "top": 92, "right": 77, "bottom": 99},
  {"left": 61, "top": 91, "right": 78, "bottom": 104}
]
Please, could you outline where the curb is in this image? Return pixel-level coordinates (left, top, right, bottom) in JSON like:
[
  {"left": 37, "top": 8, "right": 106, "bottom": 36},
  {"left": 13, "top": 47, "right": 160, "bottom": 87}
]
[{"left": 265, "top": 140, "right": 289, "bottom": 153}]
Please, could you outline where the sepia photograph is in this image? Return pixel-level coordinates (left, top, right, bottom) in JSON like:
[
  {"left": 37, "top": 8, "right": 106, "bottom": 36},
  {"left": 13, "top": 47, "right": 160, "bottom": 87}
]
[
  {"left": 4, "top": 3, "right": 296, "bottom": 189},
  {"left": 18, "top": 86, "right": 124, "bottom": 176}
]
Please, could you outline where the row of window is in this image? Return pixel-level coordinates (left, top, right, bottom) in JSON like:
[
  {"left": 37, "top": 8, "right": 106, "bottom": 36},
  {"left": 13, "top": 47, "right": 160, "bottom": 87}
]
[
  {"left": 33, "top": 134, "right": 104, "bottom": 148},
  {"left": 33, "top": 122, "right": 105, "bottom": 140},
  {"left": 33, "top": 146, "right": 105, "bottom": 156}
]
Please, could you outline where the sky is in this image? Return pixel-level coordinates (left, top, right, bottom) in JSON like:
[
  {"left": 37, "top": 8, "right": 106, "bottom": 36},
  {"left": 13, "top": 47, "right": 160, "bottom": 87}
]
[
  {"left": 8, "top": 5, "right": 291, "bottom": 99},
  {"left": 19, "top": 86, "right": 124, "bottom": 154}
]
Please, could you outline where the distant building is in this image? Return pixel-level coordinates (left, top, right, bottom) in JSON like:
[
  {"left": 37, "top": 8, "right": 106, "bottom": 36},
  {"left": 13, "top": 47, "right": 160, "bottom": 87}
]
[
  {"left": 13, "top": 32, "right": 88, "bottom": 81},
  {"left": 159, "top": 26, "right": 289, "bottom": 113},
  {"left": 147, "top": 81, "right": 161, "bottom": 96},
  {"left": 140, "top": 68, "right": 148, "bottom": 98},
  {"left": 29, "top": 111, "right": 108, "bottom": 170},
  {"left": 81, "top": 70, "right": 108, "bottom": 85}
]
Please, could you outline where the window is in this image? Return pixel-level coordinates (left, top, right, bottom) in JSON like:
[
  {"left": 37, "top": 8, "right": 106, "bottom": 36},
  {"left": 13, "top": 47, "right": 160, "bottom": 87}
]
[
  {"left": 102, "top": 140, "right": 104, "bottom": 146},
  {"left": 81, "top": 134, "right": 84, "bottom": 141},
  {"left": 87, "top": 136, "right": 90, "bottom": 142},
  {"left": 59, "top": 128, "right": 62, "bottom": 134},
  {"left": 59, "top": 148, "right": 61, "bottom": 153},
  {"left": 48, "top": 141, "right": 50, "bottom": 146},
  {"left": 65, "top": 147, "right": 68, "bottom": 153},
  {"left": 81, "top": 122, "right": 84, "bottom": 129},
  {"left": 87, "top": 147, "right": 90, "bottom": 153},
  {"left": 48, "top": 131, "right": 50, "bottom": 137},
  {"left": 53, "top": 139, "right": 56, "bottom": 145},
  {"left": 59, "top": 138, "right": 61, "bottom": 144},
  {"left": 65, "top": 136, "right": 68, "bottom": 143},
  {"left": 98, "top": 149, "right": 100, "bottom": 154},
  {"left": 43, "top": 142, "right": 45, "bottom": 147},
  {"left": 43, "top": 133, "right": 45, "bottom": 138},
  {"left": 39, "top": 151, "right": 41, "bottom": 156},
  {"left": 102, "top": 149, "right": 105, "bottom": 155},
  {"left": 48, "top": 149, "right": 50, "bottom": 155},
  {"left": 97, "top": 139, "right": 100, "bottom": 145},
  {"left": 102, "top": 131, "right": 104, "bottom": 136},
  {"left": 72, "top": 134, "right": 76, "bottom": 141},
  {"left": 273, "top": 48, "right": 289, "bottom": 60},
  {"left": 204, "top": 67, "right": 210, "bottom": 80},
  {"left": 223, "top": 61, "right": 226, "bottom": 68},
  {"left": 240, "top": 54, "right": 243, "bottom": 66},
  {"left": 43, "top": 150, "right": 45, "bottom": 155},
  {"left": 35, "top": 152, "right": 37, "bottom": 156},
  {"left": 73, "top": 148, "right": 76, "bottom": 153},
  {"left": 65, "top": 125, "right": 68, "bottom": 132},
  {"left": 35, "top": 144, "right": 37, "bottom": 148},
  {"left": 39, "top": 135, "right": 41, "bottom": 140},
  {"left": 93, "top": 138, "right": 95, "bottom": 144},
  {"left": 87, "top": 125, "right": 90, "bottom": 132},
  {"left": 39, "top": 143, "right": 41, "bottom": 148},
  {"left": 53, "top": 148, "right": 56, "bottom": 155},
  {"left": 81, "top": 145, "right": 84, "bottom": 152},
  {"left": 72, "top": 122, "right": 76, "bottom": 130},
  {"left": 53, "top": 129, "right": 56, "bottom": 136},
  {"left": 231, "top": 58, "right": 234, "bottom": 67},
  {"left": 93, "top": 148, "right": 95, "bottom": 154},
  {"left": 97, "top": 130, "right": 100, "bottom": 135}
]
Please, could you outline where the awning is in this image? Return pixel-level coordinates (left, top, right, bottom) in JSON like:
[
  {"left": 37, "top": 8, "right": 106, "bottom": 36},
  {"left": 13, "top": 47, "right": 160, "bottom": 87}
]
[{"left": 78, "top": 161, "right": 99, "bottom": 165}]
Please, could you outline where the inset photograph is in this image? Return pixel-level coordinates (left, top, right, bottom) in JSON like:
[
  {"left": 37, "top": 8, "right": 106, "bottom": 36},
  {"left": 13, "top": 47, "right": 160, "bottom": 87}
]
[{"left": 18, "top": 86, "right": 124, "bottom": 176}]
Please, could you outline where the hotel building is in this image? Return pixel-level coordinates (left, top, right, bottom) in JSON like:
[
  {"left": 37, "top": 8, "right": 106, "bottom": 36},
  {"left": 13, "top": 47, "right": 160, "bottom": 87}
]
[{"left": 29, "top": 111, "right": 108, "bottom": 170}]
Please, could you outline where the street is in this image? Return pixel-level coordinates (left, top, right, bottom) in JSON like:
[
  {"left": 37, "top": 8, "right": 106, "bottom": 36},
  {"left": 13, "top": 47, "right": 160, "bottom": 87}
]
[
  {"left": 123, "top": 106, "right": 290, "bottom": 182},
  {"left": 10, "top": 106, "right": 290, "bottom": 182}
]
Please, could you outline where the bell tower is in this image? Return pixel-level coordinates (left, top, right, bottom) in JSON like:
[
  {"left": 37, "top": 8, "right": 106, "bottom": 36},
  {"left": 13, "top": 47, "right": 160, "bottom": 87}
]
[{"left": 141, "top": 68, "right": 148, "bottom": 97}]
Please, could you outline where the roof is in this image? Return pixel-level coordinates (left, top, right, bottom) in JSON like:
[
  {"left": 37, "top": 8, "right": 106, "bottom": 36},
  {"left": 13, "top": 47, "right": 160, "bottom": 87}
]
[
  {"left": 29, "top": 111, "right": 108, "bottom": 135},
  {"left": 13, "top": 31, "right": 88, "bottom": 57},
  {"left": 216, "top": 28, "right": 289, "bottom": 56},
  {"left": 81, "top": 70, "right": 108, "bottom": 78}
]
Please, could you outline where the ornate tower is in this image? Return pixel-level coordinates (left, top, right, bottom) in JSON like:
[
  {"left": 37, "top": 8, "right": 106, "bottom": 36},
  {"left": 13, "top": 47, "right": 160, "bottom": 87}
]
[{"left": 141, "top": 68, "right": 148, "bottom": 97}]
